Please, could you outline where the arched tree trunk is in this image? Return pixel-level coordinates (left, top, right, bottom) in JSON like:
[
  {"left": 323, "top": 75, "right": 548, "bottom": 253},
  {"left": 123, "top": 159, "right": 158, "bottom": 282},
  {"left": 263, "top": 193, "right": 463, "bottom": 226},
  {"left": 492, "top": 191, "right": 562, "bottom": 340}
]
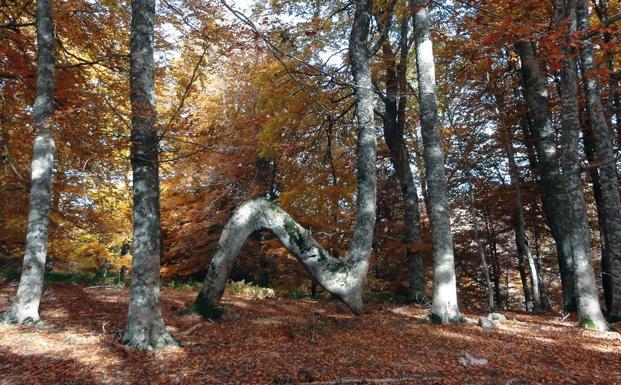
[
  {"left": 3, "top": 0, "right": 56, "bottom": 326},
  {"left": 123, "top": 0, "right": 178, "bottom": 349},
  {"left": 412, "top": 0, "right": 462, "bottom": 324},
  {"left": 193, "top": 0, "right": 377, "bottom": 318}
]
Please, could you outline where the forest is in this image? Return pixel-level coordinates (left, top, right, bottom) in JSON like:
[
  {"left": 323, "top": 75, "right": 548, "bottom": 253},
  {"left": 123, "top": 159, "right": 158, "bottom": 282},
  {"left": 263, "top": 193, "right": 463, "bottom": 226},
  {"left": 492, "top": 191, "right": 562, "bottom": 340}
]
[{"left": 1, "top": 0, "right": 621, "bottom": 383}]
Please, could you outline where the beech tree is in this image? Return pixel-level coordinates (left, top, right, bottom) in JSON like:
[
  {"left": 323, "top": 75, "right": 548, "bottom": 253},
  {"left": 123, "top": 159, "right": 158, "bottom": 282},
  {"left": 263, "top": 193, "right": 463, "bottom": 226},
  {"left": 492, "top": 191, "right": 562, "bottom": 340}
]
[
  {"left": 516, "top": 3, "right": 607, "bottom": 329},
  {"left": 3, "top": 0, "right": 56, "bottom": 326},
  {"left": 468, "top": 186, "right": 494, "bottom": 310},
  {"left": 576, "top": 0, "right": 621, "bottom": 320},
  {"left": 413, "top": 0, "right": 462, "bottom": 323},
  {"left": 499, "top": 100, "right": 541, "bottom": 310},
  {"left": 193, "top": 0, "right": 377, "bottom": 318},
  {"left": 374, "top": 1, "right": 426, "bottom": 302},
  {"left": 123, "top": 0, "right": 178, "bottom": 349},
  {"left": 3, "top": 0, "right": 621, "bottom": 338},
  {"left": 515, "top": 40, "right": 577, "bottom": 312},
  {"left": 555, "top": 0, "right": 607, "bottom": 330}
]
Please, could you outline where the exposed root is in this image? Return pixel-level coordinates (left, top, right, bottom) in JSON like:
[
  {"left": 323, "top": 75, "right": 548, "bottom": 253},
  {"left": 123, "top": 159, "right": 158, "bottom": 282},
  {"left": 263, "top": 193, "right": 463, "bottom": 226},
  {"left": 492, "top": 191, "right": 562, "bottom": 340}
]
[
  {"left": 123, "top": 321, "right": 179, "bottom": 350},
  {"left": 428, "top": 311, "right": 466, "bottom": 325},
  {"left": 2, "top": 308, "right": 45, "bottom": 328}
]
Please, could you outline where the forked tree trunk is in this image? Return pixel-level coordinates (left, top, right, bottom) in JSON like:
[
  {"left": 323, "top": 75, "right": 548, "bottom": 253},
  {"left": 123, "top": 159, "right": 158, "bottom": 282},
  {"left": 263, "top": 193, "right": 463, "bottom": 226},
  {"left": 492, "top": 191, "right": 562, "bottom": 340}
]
[
  {"left": 577, "top": 0, "right": 621, "bottom": 321},
  {"left": 3, "top": 0, "right": 56, "bottom": 326},
  {"left": 193, "top": 0, "right": 377, "bottom": 318},
  {"left": 515, "top": 40, "right": 577, "bottom": 312},
  {"left": 378, "top": 9, "right": 426, "bottom": 302},
  {"left": 123, "top": 0, "right": 177, "bottom": 349},
  {"left": 412, "top": 0, "right": 462, "bottom": 324}
]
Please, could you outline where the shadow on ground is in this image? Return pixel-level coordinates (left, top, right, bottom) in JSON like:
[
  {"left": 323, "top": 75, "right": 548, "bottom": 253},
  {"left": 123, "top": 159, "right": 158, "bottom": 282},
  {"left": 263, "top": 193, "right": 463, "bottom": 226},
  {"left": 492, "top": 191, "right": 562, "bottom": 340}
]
[{"left": 1, "top": 280, "right": 620, "bottom": 385}]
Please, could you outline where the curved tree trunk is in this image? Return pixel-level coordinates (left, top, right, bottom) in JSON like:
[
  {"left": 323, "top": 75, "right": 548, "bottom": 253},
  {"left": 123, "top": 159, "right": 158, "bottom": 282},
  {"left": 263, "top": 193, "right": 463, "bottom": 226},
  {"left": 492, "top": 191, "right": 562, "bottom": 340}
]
[
  {"left": 195, "top": 198, "right": 371, "bottom": 316},
  {"left": 412, "top": 0, "right": 462, "bottom": 324},
  {"left": 194, "top": 0, "right": 377, "bottom": 318},
  {"left": 577, "top": 0, "right": 621, "bottom": 321},
  {"left": 123, "top": 0, "right": 177, "bottom": 349},
  {"left": 3, "top": 0, "right": 56, "bottom": 326}
]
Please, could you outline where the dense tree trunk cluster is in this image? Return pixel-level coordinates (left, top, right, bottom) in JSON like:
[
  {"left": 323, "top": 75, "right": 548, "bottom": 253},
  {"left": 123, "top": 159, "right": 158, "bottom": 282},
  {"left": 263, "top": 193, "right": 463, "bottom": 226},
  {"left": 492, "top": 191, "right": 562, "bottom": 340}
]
[
  {"left": 6, "top": 0, "right": 621, "bottom": 352},
  {"left": 376, "top": 1, "right": 426, "bottom": 302}
]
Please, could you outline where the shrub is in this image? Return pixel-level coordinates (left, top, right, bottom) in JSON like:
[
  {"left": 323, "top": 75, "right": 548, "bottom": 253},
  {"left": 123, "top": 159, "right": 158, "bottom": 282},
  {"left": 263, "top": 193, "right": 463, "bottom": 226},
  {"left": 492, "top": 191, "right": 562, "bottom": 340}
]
[{"left": 225, "top": 279, "right": 275, "bottom": 299}]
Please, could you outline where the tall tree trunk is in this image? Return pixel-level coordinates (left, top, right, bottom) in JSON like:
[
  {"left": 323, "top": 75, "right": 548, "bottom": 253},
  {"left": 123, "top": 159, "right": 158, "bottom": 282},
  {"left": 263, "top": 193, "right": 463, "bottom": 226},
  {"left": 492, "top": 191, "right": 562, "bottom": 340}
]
[
  {"left": 378, "top": 10, "right": 426, "bottom": 302},
  {"left": 533, "top": 226, "right": 551, "bottom": 310},
  {"left": 483, "top": 204, "right": 503, "bottom": 308},
  {"left": 3, "top": 0, "right": 56, "bottom": 326},
  {"left": 193, "top": 0, "right": 377, "bottom": 318},
  {"left": 123, "top": 0, "right": 178, "bottom": 349},
  {"left": 496, "top": 94, "right": 542, "bottom": 311},
  {"left": 412, "top": 0, "right": 462, "bottom": 323},
  {"left": 582, "top": 115, "right": 610, "bottom": 310},
  {"left": 592, "top": 0, "right": 621, "bottom": 142},
  {"left": 469, "top": 186, "right": 494, "bottom": 311},
  {"left": 515, "top": 40, "right": 577, "bottom": 312},
  {"left": 383, "top": 113, "right": 426, "bottom": 302},
  {"left": 513, "top": 231, "right": 532, "bottom": 310},
  {"left": 516, "top": 1, "right": 608, "bottom": 329},
  {"left": 577, "top": 0, "right": 621, "bottom": 321}
]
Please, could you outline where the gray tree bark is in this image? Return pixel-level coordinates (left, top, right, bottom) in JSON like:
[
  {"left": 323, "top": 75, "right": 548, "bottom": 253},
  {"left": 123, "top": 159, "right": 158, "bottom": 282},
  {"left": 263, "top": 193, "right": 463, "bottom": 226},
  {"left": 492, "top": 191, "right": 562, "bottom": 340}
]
[
  {"left": 582, "top": 117, "right": 609, "bottom": 310},
  {"left": 123, "top": 0, "right": 178, "bottom": 349},
  {"left": 592, "top": 0, "right": 621, "bottom": 142},
  {"left": 469, "top": 186, "right": 494, "bottom": 311},
  {"left": 496, "top": 100, "right": 542, "bottom": 311},
  {"left": 483, "top": 205, "right": 503, "bottom": 307},
  {"left": 3, "top": 0, "right": 56, "bottom": 326},
  {"left": 495, "top": 93, "right": 541, "bottom": 310},
  {"left": 377, "top": 8, "right": 426, "bottom": 302},
  {"left": 555, "top": 0, "right": 607, "bottom": 330},
  {"left": 412, "top": 0, "right": 462, "bottom": 323},
  {"left": 577, "top": 0, "right": 621, "bottom": 321},
  {"left": 193, "top": 0, "right": 377, "bottom": 318},
  {"left": 515, "top": 40, "right": 577, "bottom": 312}
]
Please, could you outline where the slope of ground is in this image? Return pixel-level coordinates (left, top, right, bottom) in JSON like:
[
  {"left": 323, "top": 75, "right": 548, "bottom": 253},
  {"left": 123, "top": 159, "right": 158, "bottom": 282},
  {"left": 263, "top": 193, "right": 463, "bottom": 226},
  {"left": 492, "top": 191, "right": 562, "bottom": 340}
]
[{"left": 0, "top": 280, "right": 620, "bottom": 385}]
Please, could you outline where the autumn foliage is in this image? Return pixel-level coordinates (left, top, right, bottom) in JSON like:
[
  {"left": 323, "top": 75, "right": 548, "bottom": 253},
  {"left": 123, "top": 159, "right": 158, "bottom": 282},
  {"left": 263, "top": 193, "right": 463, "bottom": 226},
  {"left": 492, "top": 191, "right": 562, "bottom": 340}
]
[{"left": 2, "top": 0, "right": 621, "bottom": 381}]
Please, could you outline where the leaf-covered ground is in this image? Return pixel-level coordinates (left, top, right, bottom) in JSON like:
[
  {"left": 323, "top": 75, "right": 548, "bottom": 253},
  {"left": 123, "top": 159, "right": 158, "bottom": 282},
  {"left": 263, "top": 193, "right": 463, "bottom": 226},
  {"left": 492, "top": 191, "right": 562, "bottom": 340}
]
[{"left": 1, "top": 281, "right": 620, "bottom": 385}]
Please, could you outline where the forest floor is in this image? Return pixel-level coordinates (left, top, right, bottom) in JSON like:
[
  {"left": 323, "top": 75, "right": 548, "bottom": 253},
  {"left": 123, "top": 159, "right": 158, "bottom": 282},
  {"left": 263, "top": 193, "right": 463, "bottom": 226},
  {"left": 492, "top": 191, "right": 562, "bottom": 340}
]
[{"left": 0, "top": 280, "right": 620, "bottom": 385}]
